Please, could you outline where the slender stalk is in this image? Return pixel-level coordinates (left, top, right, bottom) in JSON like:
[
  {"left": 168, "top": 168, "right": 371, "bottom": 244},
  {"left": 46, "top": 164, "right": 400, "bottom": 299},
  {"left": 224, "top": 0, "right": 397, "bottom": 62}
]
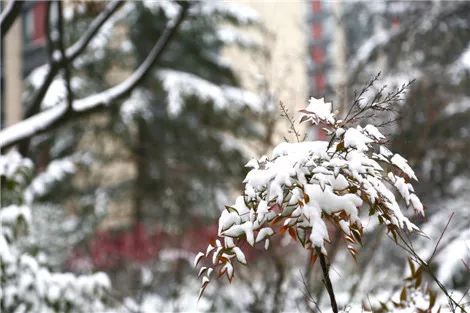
[{"left": 316, "top": 248, "right": 338, "bottom": 313}]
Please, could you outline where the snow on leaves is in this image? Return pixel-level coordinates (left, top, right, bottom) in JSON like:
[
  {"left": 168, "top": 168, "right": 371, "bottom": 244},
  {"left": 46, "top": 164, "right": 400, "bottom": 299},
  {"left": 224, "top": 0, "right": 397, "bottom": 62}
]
[
  {"left": 0, "top": 152, "right": 111, "bottom": 313},
  {"left": 195, "top": 97, "right": 424, "bottom": 298}
]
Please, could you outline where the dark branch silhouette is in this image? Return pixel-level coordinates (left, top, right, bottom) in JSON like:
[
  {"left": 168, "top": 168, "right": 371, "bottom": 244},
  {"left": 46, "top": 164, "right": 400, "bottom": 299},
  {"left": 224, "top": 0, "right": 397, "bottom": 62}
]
[{"left": 0, "top": 0, "right": 24, "bottom": 39}]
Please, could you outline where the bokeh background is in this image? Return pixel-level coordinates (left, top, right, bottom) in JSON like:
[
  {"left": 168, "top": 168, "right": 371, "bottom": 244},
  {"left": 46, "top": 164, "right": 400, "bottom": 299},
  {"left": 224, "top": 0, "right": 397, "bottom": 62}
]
[{"left": 1, "top": 1, "right": 469, "bottom": 312}]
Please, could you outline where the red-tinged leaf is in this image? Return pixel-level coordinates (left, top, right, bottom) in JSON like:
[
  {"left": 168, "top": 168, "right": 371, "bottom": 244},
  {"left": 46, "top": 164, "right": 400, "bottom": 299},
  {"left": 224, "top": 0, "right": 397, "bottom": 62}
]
[
  {"left": 219, "top": 256, "right": 229, "bottom": 264},
  {"left": 227, "top": 271, "right": 234, "bottom": 283},
  {"left": 269, "top": 215, "right": 282, "bottom": 226},
  {"left": 218, "top": 268, "right": 227, "bottom": 278},
  {"left": 269, "top": 203, "right": 283, "bottom": 214},
  {"left": 198, "top": 281, "right": 209, "bottom": 301},
  {"left": 351, "top": 229, "right": 363, "bottom": 246},
  {"left": 198, "top": 267, "right": 208, "bottom": 278},
  {"left": 348, "top": 247, "right": 358, "bottom": 262},
  {"left": 310, "top": 250, "right": 318, "bottom": 265},
  {"left": 279, "top": 225, "right": 288, "bottom": 235},
  {"left": 288, "top": 227, "right": 297, "bottom": 241},
  {"left": 345, "top": 235, "right": 355, "bottom": 244},
  {"left": 303, "top": 192, "right": 310, "bottom": 203},
  {"left": 194, "top": 252, "right": 205, "bottom": 268}
]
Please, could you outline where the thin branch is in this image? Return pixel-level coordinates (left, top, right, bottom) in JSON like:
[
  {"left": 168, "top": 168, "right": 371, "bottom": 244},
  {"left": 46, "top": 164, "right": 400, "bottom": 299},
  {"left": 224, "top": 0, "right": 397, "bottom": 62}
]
[
  {"left": 395, "top": 230, "right": 468, "bottom": 313},
  {"left": 299, "top": 270, "right": 322, "bottom": 313},
  {"left": 315, "top": 248, "right": 338, "bottom": 313},
  {"left": 56, "top": 0, "right": 73, "bottom": 111},
  {"left": 279, "top": 101, "right": 301, "bottom": 142},
  {"left": 0, "top": 0, "right": 24, "bottom": 39},
  {"left": 428, "top": 213, "right": 454, "bottom": 263},
  {"left": 1, "top": 2, "right": 190, "bottom": 150}
]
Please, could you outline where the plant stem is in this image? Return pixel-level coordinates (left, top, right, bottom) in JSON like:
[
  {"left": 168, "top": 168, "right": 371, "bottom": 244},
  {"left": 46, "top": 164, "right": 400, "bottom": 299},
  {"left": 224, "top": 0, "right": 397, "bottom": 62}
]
[{"left": 316, "top": 248, "right": 338, "bottom": 313}]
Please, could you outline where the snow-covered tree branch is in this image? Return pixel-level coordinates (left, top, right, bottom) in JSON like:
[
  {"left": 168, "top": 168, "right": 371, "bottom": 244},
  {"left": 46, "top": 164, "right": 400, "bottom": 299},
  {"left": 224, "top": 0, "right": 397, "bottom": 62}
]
[{"left": 0, "top": 1, "right": 190, "bottom": 151}]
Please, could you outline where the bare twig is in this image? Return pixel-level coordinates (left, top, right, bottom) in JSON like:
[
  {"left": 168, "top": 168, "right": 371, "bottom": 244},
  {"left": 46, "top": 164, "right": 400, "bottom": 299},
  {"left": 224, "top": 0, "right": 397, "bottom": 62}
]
[
  {"left": 394, "top": 229, "right": 468, "bottom": 313},
  {"left": 342, "top": 73, "right": 413, "bottom": 129},
  {"left": 428, "top": 213, "right": 454, "bottom": 263},
  {"left": 299, "top": 270, "right": 322, "bottom": 313},
  {"left": 279, "top": 101, "right": 301, "bottom": 142}
]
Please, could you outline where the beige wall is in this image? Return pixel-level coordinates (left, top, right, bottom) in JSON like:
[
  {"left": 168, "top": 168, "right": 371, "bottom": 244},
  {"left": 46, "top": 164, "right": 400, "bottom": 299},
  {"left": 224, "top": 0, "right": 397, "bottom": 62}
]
[
  {"left": 224, "top": 0, "right": 309, "bottom": 150},
  {"left": 3, "top": 11, "right": 23, "bottom": 126}
]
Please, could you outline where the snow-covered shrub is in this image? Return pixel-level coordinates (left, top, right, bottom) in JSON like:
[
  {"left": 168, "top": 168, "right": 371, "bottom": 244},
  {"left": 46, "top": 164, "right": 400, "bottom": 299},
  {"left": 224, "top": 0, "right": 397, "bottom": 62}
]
[
  {"left": 0, "top": 151, "right": 111, "bottom": 313},
  {"left": 195, "top": 97, "right": 425, "bottom": 304}
]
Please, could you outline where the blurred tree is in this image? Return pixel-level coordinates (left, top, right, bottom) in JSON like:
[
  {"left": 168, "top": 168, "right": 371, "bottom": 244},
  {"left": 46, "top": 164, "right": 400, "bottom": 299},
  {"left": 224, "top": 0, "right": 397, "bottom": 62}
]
[{"left": 9, "top": 0, "right": 270, "bottom": 309}]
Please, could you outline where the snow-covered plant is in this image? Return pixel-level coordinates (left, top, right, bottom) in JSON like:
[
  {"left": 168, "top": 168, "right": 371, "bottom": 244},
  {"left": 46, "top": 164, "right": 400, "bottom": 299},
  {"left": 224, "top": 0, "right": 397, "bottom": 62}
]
[
  {"left": 0, "top": 151, "right": 111, "bottom": 313},
  {"left": 195, "top": 97, "right": 425, "bottom": 308}
]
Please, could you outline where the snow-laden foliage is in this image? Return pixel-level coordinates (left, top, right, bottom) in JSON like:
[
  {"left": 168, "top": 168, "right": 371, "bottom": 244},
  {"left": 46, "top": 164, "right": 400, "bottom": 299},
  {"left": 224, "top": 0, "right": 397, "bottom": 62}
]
[
  {"left": 195, "top": 97, "right": 424, "bottom": 298},
  {"left": 0, "top": 151, "right": 111, "bottom": 313},
  {"left": 157, "top": 69, "right": 262, "bottom": 117}
]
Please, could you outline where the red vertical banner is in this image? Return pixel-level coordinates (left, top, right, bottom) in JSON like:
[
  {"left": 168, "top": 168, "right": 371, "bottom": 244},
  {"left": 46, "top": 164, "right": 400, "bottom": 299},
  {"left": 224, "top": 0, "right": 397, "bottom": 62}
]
[
  {"left": 32, "top": 1, "right": 46, "bottom": 44},
  {"left": 312, "top": 23, "right": 322, "bottom": 39},
  {"left": 312, "top": 0, "right": 321, "bottom": 13}
]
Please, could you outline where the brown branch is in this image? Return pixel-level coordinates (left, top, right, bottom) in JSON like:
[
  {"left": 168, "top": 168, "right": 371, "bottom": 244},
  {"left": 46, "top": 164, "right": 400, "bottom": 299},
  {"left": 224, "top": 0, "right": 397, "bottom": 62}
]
[
  {"left": 316, "top": 248, "right": 338, "bottom": 313},
  {"left": 1, "top": 2, "right": 190, "bottom": 151},
  {"left": 56, "top": 0, "right": 73, "bottom": 111},
  {"left": 0, "top": 0, "right": 23, "bottom": 39}
]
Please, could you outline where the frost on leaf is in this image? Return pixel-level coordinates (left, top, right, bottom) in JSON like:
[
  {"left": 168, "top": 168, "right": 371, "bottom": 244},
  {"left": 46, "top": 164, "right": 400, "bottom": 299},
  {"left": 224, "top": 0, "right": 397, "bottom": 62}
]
[{"left": 195, "top": 97, "right": 424, "bottom": 298}]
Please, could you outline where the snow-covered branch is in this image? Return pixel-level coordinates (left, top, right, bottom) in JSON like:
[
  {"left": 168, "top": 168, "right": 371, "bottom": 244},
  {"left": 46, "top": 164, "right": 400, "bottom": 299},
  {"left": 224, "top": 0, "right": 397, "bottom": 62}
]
[
  {"left": 0, "top": 3, "right": 190, "bottom": 151},
  {"left": 195, "top": 97, "right": 424, "bottom": 302}
]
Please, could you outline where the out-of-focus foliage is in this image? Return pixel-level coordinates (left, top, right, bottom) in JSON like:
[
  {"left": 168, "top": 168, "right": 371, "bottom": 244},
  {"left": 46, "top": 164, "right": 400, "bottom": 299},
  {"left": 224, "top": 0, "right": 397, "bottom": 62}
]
[
  {"left": 0, "top": 151, "right": 111, "bottom": 313},
  {"left": 20, "top": 0, "right": 271, "bottom": 311}
]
